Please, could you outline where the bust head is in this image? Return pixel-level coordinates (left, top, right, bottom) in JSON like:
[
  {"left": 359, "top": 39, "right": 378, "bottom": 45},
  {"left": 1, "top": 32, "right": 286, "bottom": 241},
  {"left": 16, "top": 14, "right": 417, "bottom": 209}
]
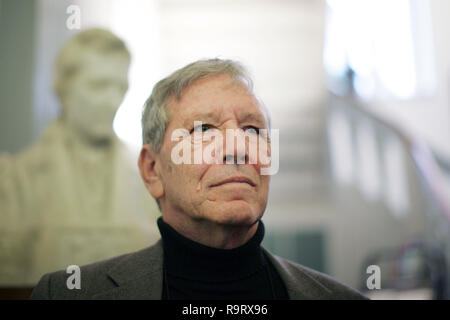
[{"left": 54, "top": 28, "right": 131, "bottom": 145}]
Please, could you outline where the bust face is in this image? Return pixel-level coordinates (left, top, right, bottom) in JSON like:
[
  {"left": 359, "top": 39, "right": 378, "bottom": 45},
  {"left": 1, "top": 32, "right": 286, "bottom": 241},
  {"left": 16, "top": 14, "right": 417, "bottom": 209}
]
[
  {"left": 157, "top": 73, "right": 271, "bottom": 228},
  {"left": 60, "top": 51, "right": 130, "bottom": 144}
]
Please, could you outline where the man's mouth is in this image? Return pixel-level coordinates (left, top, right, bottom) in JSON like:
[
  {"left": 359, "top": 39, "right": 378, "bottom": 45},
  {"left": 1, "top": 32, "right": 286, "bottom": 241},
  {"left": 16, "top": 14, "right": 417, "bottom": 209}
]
[{"left": 210, "top": 176, "right": 256, "bottom": 188}]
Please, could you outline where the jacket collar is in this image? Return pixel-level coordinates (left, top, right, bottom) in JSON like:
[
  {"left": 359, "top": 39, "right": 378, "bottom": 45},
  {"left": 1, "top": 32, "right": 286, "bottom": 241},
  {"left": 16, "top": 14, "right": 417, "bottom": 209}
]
[
  {"left": 91, "top": 239, "right": 332, "bottom": 300},
  {"left": 262, "top": 247, "right": 333, "bottom": 300},
  {"left": 92, "top": 240, "right": 164, "bottom": 300}
]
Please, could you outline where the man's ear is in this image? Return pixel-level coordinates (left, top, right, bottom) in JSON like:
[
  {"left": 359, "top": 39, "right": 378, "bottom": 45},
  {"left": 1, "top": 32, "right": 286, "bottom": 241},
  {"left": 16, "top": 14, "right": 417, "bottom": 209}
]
[{"left": 138, "top": 144, "right": 164, "bottom": 200}]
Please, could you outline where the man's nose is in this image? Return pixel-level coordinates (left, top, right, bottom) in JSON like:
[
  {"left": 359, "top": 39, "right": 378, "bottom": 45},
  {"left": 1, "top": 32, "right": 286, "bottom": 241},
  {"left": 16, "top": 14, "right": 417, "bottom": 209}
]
[{"left": 222, "top": 128, "right": 249, "bottom": 165}]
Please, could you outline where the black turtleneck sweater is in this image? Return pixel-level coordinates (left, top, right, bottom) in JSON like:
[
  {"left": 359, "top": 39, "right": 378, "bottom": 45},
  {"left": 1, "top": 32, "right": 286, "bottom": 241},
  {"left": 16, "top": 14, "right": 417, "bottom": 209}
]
[{"left": 157, "top": 217, "right": 289, "bottom": 300}]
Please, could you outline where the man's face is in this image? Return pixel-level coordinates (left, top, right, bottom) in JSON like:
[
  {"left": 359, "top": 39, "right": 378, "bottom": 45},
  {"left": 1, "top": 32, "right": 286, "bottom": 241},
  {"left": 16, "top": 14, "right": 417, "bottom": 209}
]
[
  {"left": 61, "top": 51, "right": 130, "bottom": 143},
  {"left": 157, "top": 74, "right": 271, "bottom": 228}
]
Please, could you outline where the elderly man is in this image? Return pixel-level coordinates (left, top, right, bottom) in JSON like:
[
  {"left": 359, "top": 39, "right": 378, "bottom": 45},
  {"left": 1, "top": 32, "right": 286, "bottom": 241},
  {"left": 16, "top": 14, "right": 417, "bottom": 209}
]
[{"left": 30, "top": 59, "right": 366, "bottom": 299}]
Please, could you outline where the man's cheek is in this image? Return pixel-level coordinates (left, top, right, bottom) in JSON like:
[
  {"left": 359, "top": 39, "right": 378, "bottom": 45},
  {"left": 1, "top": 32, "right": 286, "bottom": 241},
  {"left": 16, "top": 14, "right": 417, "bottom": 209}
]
[
  {"left": 166, "top": 162, "right": 174, "bottom": 174},
  {"left": 258, "top": 178, "right": 270, "bottom": 196}
]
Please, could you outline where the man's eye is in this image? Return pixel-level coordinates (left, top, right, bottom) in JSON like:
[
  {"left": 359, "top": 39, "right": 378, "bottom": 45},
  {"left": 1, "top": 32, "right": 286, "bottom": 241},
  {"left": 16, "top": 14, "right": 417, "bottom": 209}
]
[
  {"left": 244, "top": 126, "right": 260, "bottom": 134},
  {"left": 190, "top": 124, "right": 212, "bottom": 133}
]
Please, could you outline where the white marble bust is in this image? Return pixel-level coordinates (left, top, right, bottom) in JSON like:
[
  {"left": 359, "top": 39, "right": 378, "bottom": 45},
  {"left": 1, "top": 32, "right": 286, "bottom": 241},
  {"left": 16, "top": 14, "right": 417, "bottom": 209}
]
[{"left": 0, "top": 29, "right": 160, "bottom": 286}]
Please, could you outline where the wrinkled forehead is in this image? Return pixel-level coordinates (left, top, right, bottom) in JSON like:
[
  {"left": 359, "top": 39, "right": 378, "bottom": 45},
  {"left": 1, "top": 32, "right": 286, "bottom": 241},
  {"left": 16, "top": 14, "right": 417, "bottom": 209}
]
[{"left": 166, "top": 75, "right": 270, "bottom": 128}]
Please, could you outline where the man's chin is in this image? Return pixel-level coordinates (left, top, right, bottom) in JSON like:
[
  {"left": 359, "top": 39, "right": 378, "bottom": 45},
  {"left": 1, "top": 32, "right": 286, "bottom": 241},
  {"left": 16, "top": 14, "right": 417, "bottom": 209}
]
[{"left": 204, "top": 201, "right": 262, "bottom": 226}]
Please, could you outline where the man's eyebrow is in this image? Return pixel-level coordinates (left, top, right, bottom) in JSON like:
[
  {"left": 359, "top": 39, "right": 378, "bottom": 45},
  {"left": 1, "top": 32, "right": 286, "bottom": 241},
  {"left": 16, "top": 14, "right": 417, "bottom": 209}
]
[
  {"left": 182, "top": 109, "right": 267, "bottom": 127},
  {"left": 182, "top": 110, "right": 220, "bottom": 127},
  {"left": 239, "top": 112, "right": 267, "bottom": 127}
]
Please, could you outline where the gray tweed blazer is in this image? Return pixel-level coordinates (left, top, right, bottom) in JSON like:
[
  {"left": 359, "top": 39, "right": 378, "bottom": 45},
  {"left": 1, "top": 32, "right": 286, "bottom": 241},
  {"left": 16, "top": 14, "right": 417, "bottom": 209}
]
[{"left": 30, "top": 239, "right": 367, "bottom": 300}]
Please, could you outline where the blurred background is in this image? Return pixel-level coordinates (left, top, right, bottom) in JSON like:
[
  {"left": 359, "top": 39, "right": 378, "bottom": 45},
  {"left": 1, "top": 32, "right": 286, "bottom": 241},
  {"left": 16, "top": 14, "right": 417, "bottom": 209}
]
[{"left": 0, "top": 0, "right": 449, "bottom": 299}]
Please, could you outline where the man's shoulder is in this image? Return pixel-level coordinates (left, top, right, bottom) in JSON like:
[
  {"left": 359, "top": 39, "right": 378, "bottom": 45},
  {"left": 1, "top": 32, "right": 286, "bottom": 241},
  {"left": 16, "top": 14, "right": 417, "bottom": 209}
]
[
  {"left": 30, "top": 241, "right": 163, "bottom": 300},
  {"left": 263, "top": 249, "right": 368, "bottom": 300}
]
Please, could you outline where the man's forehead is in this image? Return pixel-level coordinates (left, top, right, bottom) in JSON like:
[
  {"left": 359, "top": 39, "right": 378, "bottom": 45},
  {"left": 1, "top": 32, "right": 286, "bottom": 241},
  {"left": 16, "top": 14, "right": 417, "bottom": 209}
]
[
  {"left": 178, "top": 103, "right": 267, "bottom": 127},
  {"left": 166, "top": 74, "right": 269, "bottom": 127}
]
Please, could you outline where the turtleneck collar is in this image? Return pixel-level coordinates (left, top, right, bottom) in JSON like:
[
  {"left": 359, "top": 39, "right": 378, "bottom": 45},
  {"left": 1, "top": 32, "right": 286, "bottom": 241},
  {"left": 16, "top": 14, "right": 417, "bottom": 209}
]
[{"left": 157, "top": 217, "right": 266, "bottom": 283}]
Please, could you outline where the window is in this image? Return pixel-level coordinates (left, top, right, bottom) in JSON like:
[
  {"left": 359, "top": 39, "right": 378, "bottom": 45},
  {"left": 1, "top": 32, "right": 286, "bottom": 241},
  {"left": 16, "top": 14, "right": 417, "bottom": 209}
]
[{"left": 324, "top": 0, "right": 436, "bottom": 100}]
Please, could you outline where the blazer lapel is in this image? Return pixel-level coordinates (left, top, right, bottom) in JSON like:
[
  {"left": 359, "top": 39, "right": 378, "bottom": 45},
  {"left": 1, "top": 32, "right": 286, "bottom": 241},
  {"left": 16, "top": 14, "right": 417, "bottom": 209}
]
[
  {"left": 262, "top": 247, "right": 333, "bottom": 300},
  {"left": 92, "top": 240, "right": 164, "bottom": 300},
  {"left": 91, "top": 240, "right": 333, "bottom": 299}
]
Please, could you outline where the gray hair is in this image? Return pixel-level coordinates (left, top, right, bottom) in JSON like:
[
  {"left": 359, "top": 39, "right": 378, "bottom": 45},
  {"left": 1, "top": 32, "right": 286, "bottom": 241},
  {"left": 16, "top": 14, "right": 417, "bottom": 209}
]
[{"left": 142, "top": 58, "right": 271, "bottom": 152}]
